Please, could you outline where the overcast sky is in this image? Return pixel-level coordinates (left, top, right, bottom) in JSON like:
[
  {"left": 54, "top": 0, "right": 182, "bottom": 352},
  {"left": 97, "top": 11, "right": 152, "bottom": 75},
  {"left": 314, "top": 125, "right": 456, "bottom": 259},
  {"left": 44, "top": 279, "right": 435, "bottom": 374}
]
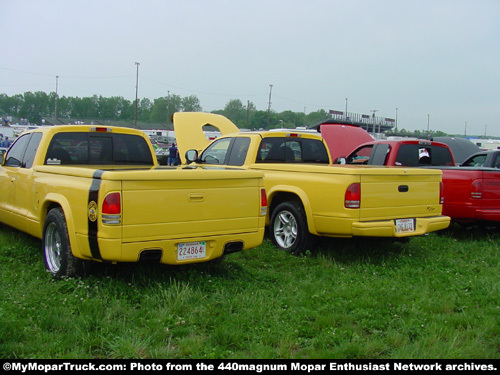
[{"left": 2, "top": 0, "right": 500, "bottom": 136}]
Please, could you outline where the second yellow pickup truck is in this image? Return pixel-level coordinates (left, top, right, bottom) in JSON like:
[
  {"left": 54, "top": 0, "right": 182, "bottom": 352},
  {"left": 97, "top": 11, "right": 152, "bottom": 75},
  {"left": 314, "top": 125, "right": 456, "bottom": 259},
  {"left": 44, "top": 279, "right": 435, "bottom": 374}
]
[
  {"left": 0, "top": 125, "right": 267, "bottom": 278},
  {"left": 175, "top": 112, "right": 450, "bottom": 254}
]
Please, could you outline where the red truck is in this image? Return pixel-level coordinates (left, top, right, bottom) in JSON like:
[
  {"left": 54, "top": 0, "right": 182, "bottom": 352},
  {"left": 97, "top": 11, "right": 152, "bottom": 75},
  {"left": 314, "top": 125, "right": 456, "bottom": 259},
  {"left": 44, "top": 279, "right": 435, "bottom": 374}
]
[
  {"left": 336, "top": 139, "right": 500, "bottom": 226},
  {"left": 339, "top": 139, "right": 456, "bottom": 167}
]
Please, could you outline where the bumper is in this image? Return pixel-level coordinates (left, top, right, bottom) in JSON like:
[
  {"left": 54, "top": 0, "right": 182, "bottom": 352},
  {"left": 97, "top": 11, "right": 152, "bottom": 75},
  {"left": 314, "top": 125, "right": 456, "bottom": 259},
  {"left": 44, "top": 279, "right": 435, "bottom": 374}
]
[
  {"left": 444, "top": 204, "right": 500, "bottom": 223},
  {"left": 351, "top": 215, "right": 451, "bottom": 237},
  {"left": 75, "top": 228, "right": 265, "bottom": 264}
]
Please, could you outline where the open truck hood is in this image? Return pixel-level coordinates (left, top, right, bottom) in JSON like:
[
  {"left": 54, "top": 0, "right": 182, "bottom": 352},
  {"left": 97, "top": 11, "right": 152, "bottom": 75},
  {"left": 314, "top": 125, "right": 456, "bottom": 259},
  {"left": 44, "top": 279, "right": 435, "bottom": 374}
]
[
  {"left": 319, "top": 122, "right": 374, "bottom": 162},
  {"left": 173, "top": 112, "right": 239, "bottom": 164}
]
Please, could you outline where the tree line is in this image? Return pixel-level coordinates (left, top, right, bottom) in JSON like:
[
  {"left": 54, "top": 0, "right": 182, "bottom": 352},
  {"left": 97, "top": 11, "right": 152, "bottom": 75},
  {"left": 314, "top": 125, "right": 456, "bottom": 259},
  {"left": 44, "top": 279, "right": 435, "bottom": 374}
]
[
  {"left": 0, "top": 91, "right": 455, "bottom": 138},
  {"left": 0, "top": 91, "right": 331, "bottom": 130}
]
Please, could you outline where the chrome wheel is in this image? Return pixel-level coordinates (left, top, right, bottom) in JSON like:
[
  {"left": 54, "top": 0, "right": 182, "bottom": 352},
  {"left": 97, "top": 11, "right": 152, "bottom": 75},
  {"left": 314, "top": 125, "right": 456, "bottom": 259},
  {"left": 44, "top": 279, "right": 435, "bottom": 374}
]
[
  {"left": 44, "top": 222, "right": 62, "bottom": 273},
  {"left": 273, "top": 210, "right": 298, "bottom": 249}
]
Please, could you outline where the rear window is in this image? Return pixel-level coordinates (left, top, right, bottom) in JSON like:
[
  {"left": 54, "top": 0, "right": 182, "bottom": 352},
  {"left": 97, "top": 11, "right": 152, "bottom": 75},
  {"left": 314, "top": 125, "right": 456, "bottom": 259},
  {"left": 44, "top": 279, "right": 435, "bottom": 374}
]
[
  {"left": 395, "top": 144, "right": 454, "bottom": 166},
  {"left": 257, "top": 137, "right": 329, "bottom": 164},
  {"left": 45, "top": 132, "right": 153, "bottom": 165}
]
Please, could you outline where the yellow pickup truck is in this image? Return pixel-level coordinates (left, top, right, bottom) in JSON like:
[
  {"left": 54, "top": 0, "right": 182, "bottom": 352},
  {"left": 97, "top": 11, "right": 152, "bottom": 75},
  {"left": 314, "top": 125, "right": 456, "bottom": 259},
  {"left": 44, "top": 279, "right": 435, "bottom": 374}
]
[
  {"left": 175, "top": 112, "right": 450, "bottom": 254},
  {"left": 0, "top": 125, "right": 266, "bottom": 278}
]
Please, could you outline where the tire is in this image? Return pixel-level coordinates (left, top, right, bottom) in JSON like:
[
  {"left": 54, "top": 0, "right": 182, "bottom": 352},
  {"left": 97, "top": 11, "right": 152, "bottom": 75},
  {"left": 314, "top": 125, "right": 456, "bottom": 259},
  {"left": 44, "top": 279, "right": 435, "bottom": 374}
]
[
  {"left": 270, "top": 201, "right": 315, "bottom": 255},
  {"left": 43, "top": 207, "right": 86, "bottom": 278}
]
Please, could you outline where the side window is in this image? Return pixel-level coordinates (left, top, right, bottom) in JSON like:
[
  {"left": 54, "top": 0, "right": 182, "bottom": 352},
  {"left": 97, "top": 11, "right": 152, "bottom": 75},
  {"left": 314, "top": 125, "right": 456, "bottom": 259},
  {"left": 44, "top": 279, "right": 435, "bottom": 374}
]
[
  {"left": 462, "top": 154, "right": 486, "bottom": 167},
  {"left": 201, "top": 138, "right": 232, "bottom": 165},
  {"left": 22, "top": 132, "right": 42, "bottom": 168},
  {"left": 494, "top": 154, "right": 500, "bottom": 169},
  {"left": 4, "top": 134, "right": 31, "bottom": 167},
  {"left": 347, "top": 145, "right": 373, "bottom": 164},
  {"left": 227, "top": 137, "right": 250, "bottom": 166}
]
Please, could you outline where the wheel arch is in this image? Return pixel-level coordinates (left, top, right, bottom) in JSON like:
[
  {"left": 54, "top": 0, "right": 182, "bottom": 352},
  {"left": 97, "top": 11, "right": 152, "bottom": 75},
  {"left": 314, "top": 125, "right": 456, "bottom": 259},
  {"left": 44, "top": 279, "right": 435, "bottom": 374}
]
[
  {"left": 40, "top": 194, "right": 83, "bottom": 259},
  {"left": 267, "top": 186, "right": 317, "bottom": 235}
]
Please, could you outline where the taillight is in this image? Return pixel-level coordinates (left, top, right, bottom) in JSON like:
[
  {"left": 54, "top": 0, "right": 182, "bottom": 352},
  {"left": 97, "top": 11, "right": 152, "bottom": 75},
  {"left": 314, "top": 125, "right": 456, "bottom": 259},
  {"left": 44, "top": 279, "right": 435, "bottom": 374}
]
[
  {"left": 470, "top": 180, "right": 482, "bottom": 199},
  {"left": 440, "top": 181, "right": 444, "bottom": 204},
  {"left": 102, "top": 192, "right": 121, "bottom": 224},
  {"left": 90, "top": 127, "right": 112, "bottom": 132},
  {"left": 260, "top": 188, "right": 268, "bottom": 216},
  {"left": 345, "top": 183, "right": 361, "bottom": 209}
]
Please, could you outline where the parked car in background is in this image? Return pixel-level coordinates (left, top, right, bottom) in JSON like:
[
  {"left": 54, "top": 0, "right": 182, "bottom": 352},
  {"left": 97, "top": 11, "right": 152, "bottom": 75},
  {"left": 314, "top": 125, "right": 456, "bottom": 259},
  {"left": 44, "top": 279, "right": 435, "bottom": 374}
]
[
  {"left": 460, "top": 150, "right": 500, "bottom": 169},
  {"left": 316, "top": 121, "right": 374, "bottom": 162},
  {"left": 174, "top": 112, "right": 450, "bottom": 255},
  {"left": 432, "top": 136, "right": 481, "bottom": 164},
  {"left": 340, "top": 139, "right": 455, "bottom": 167},
  {"left": 338, "top": 138, "right": 500, "bottom": 226}
]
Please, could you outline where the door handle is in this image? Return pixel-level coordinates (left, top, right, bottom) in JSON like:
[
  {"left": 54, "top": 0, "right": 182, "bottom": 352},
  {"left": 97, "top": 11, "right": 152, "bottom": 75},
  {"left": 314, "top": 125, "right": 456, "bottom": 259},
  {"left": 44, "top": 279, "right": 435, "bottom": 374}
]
[{"left": 189, "top": 193, "right": 205, "bottom": 202}]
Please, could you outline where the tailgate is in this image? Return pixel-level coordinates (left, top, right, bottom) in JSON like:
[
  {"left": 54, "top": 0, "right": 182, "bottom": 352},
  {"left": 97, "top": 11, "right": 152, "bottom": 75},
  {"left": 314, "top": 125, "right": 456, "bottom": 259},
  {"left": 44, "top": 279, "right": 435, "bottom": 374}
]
[
  {"left": 118, "top": 169, "right": 264, "bottom": 241},
  {"left": 359, "top": 168, "right": 443, "bottom": 220}
]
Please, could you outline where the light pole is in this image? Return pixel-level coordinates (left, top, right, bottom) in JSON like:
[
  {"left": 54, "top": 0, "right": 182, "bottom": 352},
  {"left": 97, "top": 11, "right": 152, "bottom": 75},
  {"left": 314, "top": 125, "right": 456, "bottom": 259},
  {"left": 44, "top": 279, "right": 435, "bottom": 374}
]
[
  {"left": 345, "top": 98, "right": 348, "bottom": 120},
  {"left": 267, "top": 84, "right": 273, "bottom": 128},
  {"left": 371, "top": 109, "right": 378, "bottom": 134},
  {"left": 54, "top": 75, "right": 59, "bottom": 124},
  {"left": 134, "top": 62, "right": 140, "bottom": 127},
  {"left": 166, "top": 90, "right": 170, "bottom": 126},
  {"left": 395, "top": 108, "right": 398, "bottom": 132}
]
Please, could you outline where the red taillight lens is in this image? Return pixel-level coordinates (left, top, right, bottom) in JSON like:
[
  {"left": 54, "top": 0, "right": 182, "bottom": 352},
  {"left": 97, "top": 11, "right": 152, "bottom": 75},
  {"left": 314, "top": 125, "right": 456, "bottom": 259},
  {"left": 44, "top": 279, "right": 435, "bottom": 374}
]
[
  {"left": 440, "top": 181, "right": 445, "bottom": 204},
  {"left": 261, "top": 188, "right": 268, "bottom": 207},
  {"left": 102, "top": 192, "right": 121, "bottom": 214},
  {"left": 260, "top": 188, "right": 268, "bottom": 216},
  {"left": 345, "top": 183, "right": 361, "bottom": 209}
]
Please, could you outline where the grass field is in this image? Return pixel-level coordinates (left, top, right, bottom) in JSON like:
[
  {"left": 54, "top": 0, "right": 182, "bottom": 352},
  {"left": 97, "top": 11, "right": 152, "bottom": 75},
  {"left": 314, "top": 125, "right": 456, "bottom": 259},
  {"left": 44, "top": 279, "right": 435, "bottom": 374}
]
[{"left": 0, "top": 223, "right": 499, "bottom": 359}]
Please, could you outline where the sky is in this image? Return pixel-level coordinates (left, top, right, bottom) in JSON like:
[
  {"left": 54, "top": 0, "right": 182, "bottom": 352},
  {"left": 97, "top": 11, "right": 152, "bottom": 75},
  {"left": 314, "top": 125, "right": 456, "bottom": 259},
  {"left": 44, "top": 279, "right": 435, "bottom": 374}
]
[{"left": 1, "top": 0, "right": 500, "bottom": 136}]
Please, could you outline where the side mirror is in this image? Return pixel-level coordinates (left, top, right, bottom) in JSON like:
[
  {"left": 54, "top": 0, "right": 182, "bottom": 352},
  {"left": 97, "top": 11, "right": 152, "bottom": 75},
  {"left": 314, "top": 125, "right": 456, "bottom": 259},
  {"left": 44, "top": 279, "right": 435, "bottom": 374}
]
[
  {"left": 335, "top": 157, "right": 346, "bottom": 165},
  {"left": 185, "top": 149, "right": 199, "bottom": 164}
]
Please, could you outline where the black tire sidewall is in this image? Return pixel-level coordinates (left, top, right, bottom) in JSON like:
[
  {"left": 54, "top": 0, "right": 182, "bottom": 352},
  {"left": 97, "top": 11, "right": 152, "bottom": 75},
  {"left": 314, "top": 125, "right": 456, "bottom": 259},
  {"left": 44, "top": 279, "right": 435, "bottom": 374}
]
[
  {"left": 270, "top": 201, "right": 309, "bottom": 254},
  {"left": 43, "top": 208, "right": 72, "bottom": 278}
]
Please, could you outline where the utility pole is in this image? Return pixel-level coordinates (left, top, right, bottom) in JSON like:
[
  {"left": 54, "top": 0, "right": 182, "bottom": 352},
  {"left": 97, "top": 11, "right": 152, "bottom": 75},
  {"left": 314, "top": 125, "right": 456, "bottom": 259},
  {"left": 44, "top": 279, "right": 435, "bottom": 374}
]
[
  {"left": 427, "top": 114, "right": 430, "bottom": 134},
  {"left": 134, "top": 62, "right": 140, "bottom": 127},
  {"left": 246, "top": 100, "right": 250, "bottom": 128},
  {"left": 166, "top": 90, "right": 170, "bottom": 126},
  {"left": 345, "top": 98, "right": 348, "bottom": 120},
  {"left": 54, "top": 75, "right": 59, "bottom": 124},
  {"left": 267, "top": 84, "right": 273, "bottom": 128},
  {"left": 395, "top": 108, "right": 398, "bottom": 132},
  {"left": 370, "top": 109, "right": 378, "bottom": 134}
]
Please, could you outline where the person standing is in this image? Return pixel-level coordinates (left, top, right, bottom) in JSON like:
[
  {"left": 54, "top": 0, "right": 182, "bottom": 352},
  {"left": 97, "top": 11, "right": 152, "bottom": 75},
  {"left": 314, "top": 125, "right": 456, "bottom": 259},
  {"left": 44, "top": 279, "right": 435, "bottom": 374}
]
[
  {"left": 1, "top": 137, "right": 11, "bottom": 148},
  {"left": 168, "top": 143, "right": 179, "bottom": 166}
]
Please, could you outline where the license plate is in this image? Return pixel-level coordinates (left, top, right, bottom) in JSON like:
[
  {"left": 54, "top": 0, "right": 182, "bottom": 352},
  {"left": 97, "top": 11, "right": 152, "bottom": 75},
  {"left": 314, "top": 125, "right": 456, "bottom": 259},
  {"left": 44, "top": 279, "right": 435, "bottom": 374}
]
[
  {"left": 177, "top": 241, "right": 206, "bottom": 260},
  {"left": 396, "top": 218, "right": 415, "bottom": 233}
]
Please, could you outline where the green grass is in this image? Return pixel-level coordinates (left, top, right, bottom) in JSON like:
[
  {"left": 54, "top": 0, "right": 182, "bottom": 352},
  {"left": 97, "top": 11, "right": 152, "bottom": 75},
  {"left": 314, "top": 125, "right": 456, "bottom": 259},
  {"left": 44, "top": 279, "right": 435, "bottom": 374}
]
[{"left": 0, "top": 223, "right": 499, "bottom": 359}]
